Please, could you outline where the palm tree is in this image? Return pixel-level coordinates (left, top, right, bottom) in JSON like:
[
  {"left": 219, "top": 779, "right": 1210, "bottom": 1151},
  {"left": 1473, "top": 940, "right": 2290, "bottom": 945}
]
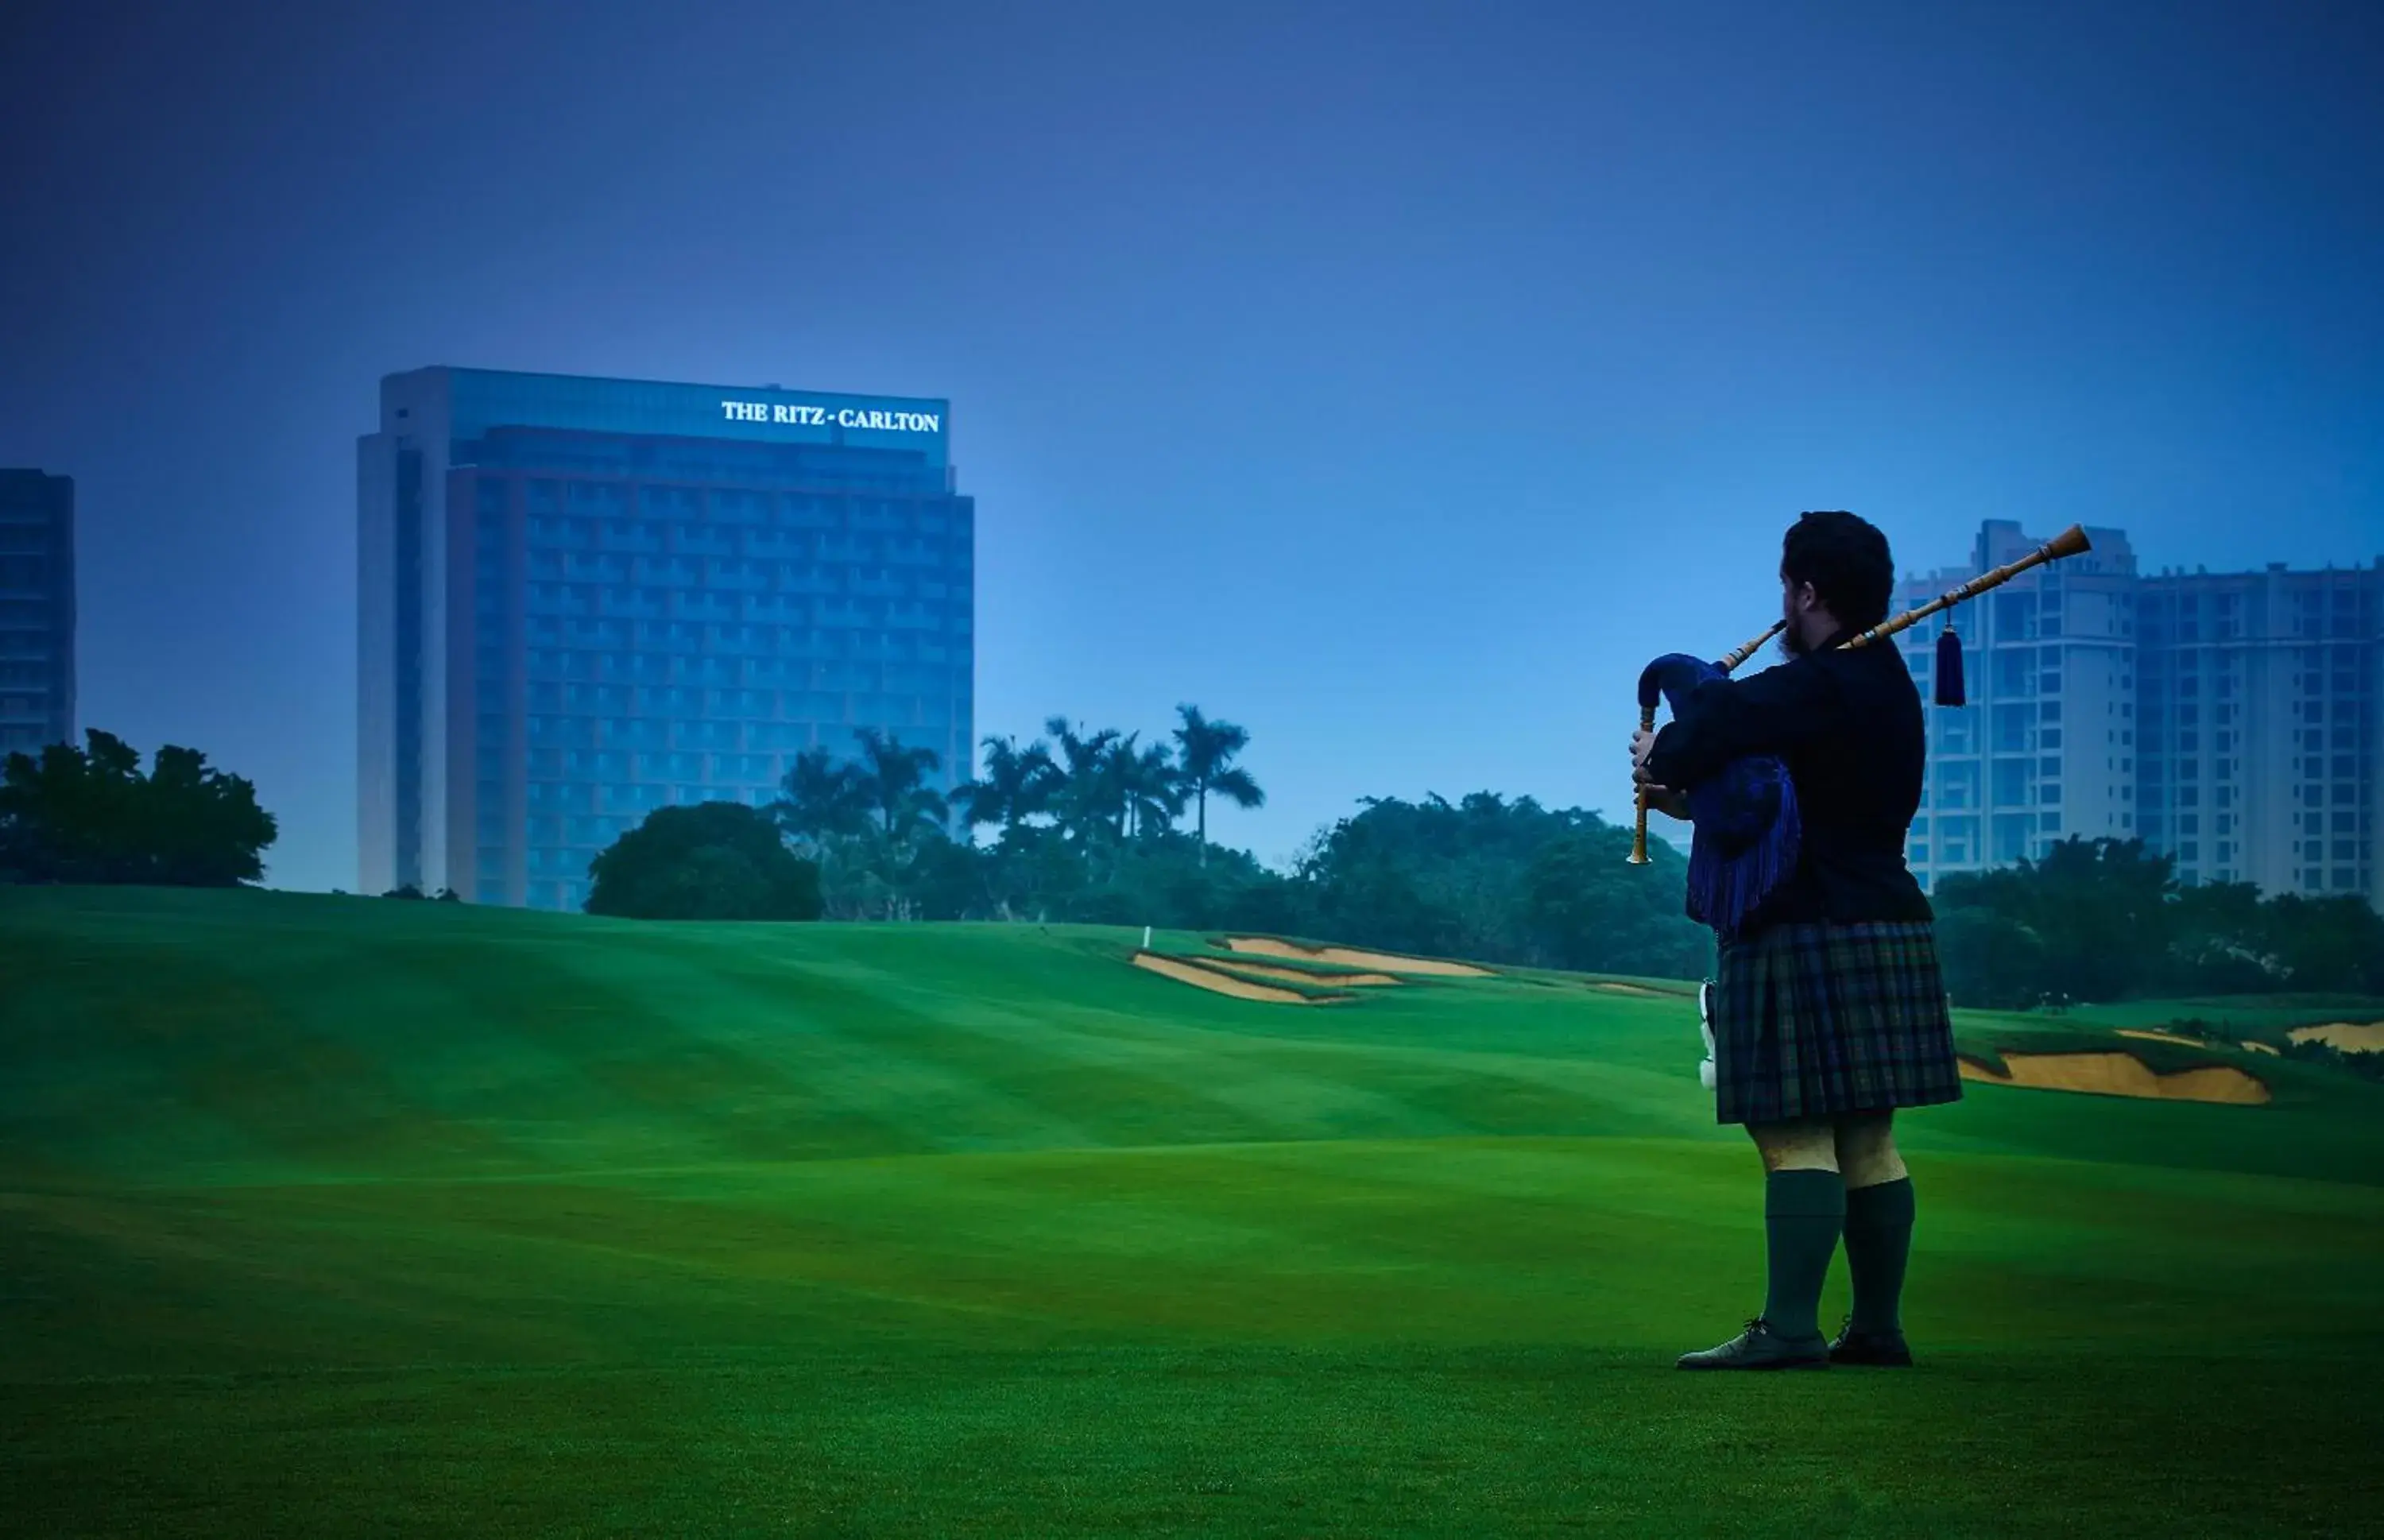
[
  {"left": 1109, "top": 734, "right": 1186, "bottom": 840},
  {"left": 950, "top": 733, "right": 1058, "bottom": 836},
  {"left": 851, "top": 727, "right": 948, "bottom": 845},
  {"left": 1041, "top": 715, "right": 1123, "bottom": 846},
  {"left": 1171, "top": 704, "right": 1264, "bottom": 866},
  {"left": 772, "top": 745, "right": 871, "bottom": 852}
]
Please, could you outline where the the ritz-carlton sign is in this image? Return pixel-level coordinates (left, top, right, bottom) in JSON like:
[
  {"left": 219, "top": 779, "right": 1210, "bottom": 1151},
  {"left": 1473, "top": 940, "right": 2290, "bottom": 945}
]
[{"left": 721, "top": 400, "right": 942, "bottom": 432}]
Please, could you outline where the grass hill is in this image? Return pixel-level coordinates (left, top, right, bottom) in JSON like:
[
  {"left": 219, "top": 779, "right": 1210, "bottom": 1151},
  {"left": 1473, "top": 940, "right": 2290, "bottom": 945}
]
[{"left": 4, "top": 885, "right": 2382, "bottom": 1537}]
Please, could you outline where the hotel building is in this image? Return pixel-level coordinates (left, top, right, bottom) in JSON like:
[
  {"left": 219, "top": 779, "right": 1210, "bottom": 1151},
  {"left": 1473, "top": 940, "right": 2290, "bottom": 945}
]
[{"left": 359, "top": 369, "right": 973, "bottom": 909}]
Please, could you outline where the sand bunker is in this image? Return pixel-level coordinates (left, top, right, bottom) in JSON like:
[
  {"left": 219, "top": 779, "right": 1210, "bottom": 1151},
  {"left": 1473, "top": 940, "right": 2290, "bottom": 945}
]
[
  {"left": 2242, "top": 1041, "right": 2280, "bottom": 1056},
  {"left": 2287, "top": 1022, "right": 2384, "bottom": 1052},
  {"left": 1958, "top": 1051, "right": 2270, "bottom": 1105},
  {"left": 1223, "top": 937, "right": 1494, "bottom": 977},
  {"left": 1132, "top": 952, "right": 1337, "bottom": 1004},
  {"left": 2117, "top": 1029, "right": 2204, "bottom": 1047},
  {"left": 1184, "top": 956, "right": 1401, "bottom": 988},
  {"left": 1596, "top": 982, "right": 1664, "bottom": 997}
]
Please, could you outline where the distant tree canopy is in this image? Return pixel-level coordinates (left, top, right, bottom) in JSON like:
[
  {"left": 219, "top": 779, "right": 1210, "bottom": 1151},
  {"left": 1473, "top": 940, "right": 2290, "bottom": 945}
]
[
  {"left": 0, "top": 729, "right": 277, "bottom": 887},
  {"left": 771, "top": 707, "right": 1709, "bottom": 975},
  {"left": 1296, "top": 791, "right": 1712, "bottom": 979},
  {"left": 1932, "top": 836, "right": 2384, "bottom": 1008},
  {"left": 44, "top": 705, "right": 2349, "bottom": 1007},
  {"left": 769, "top": 706, "right": 1271, "bottom": 923},
  {"left": 751, "top": 713, "right": 2382, "bottom": 1001},
  {"left": 585, "top": 800, "right": 824, "bottom": 921}
]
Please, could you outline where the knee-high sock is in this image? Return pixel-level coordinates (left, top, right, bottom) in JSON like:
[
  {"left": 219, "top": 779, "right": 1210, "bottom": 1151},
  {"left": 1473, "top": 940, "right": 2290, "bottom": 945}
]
[
  {"left": 1762, "top": 1169, "right": 1844, "bottom": 1341},
  {"left": 1843, "top": 1175, "right": 1915, "bottom": 1334}
]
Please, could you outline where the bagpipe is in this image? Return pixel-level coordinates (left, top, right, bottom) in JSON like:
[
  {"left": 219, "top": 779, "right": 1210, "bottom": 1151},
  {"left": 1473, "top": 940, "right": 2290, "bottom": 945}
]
[{"left": 1626, "top": 524, "right": 2093, "bottom": 948}]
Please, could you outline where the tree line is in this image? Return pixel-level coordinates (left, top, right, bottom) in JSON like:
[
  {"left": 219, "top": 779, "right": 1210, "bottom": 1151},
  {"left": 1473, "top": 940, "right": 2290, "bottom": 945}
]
[
  {"left": 727, "top": 705, "right": 1265, "bottom": 923},
  {"left": 8, "top": 727, "right": 2381, "bottom": 1008},
  {"left": 586, "top": 707, "right": 1714, "bottom": 979},
  {"left": 0, "top": 719, "right": 1715, "bottom": 979},
  {"left": 1931, "top": 835, "right": 2384, "bottom": 1006},
  {"left": 0, "top": 730, "right": 275, "bottom": 885}
]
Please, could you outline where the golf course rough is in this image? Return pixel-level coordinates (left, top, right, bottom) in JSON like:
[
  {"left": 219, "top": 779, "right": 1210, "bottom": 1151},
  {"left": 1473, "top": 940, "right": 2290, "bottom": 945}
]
[{"left": 3, "top": 885, "right": 2382, "bottom": 1538}]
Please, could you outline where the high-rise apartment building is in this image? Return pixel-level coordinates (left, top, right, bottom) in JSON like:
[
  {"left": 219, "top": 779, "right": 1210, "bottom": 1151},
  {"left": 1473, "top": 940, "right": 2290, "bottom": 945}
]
[
  {"left": 2134, "top": 561, "right": 2381, "bottom": 900},
  {"left": 359, "top": 369, "right": 974, "bottom": 911},
  {"left": 0, "top": 470, "right": 75, "bottom": 758},
  {"left": 1897, "top": 520, "right": 2382, "bottom": 909}
]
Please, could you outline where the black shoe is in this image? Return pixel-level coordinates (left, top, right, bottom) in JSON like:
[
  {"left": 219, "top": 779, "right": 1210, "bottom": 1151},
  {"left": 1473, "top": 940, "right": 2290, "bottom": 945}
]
[
  {"left": 1827, "top": 1312, "right": 1915, "bottom": 1367},
  {"left": 1677, "top": 1316, "right": 1831, "bottom": 1371}
]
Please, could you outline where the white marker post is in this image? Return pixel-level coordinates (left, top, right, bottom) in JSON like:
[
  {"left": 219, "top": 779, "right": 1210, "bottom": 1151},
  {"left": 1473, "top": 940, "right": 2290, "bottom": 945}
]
[{"left": 1144, "top": 925, "right": 1153, "bottom": 950}]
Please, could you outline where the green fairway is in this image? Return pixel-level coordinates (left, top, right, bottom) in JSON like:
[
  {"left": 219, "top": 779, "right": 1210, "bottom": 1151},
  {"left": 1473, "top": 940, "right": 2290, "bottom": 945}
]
[{"left": 4, "top": 886, "right": 2382, "bottom": 1536}]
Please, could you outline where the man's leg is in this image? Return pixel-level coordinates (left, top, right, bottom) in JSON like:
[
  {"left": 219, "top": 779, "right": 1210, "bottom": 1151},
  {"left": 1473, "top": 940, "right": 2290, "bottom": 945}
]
[
  {"left": 1749, "top": 1117, "right": 1839, "bottom": 1174},
  {"left": 1744, "top": 1119, "right": 1844, "bottom": 1343},
  {"left": 1833, "top": 1112, "right": 1916, "bottom": 1341}
]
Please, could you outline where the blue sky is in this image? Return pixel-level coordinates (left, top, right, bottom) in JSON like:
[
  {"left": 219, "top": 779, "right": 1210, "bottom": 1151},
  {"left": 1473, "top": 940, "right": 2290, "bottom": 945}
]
[{"left": 2, "top": 0, "right": 2378, "bottom": 889}]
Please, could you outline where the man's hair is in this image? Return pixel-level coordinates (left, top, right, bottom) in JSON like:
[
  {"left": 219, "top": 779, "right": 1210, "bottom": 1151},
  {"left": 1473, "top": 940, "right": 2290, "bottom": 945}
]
[{"left": 1781, "top": 510, "right": 1894, "bottom": 630}]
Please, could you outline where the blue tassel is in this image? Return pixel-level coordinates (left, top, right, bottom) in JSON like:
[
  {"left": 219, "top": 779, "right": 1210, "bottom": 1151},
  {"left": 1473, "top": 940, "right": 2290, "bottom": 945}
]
[
  {"left": 1686, "top": 762, "right": 1799, "bottom": 942},
  {"left": 1935, "top": 623, "right": 1965, "bottom": 707}
]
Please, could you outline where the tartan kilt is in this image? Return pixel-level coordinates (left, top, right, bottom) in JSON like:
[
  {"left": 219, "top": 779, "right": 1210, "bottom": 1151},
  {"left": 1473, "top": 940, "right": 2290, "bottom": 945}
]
[{"left": 1709, "top": 919, "right": 1964, "bottom": 1126}]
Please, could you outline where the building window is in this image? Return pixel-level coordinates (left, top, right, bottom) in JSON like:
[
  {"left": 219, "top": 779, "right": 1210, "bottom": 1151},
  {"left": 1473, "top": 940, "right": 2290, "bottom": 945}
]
[{"left": 1991, "top": 759, "right": 2030, "bottom": 807}]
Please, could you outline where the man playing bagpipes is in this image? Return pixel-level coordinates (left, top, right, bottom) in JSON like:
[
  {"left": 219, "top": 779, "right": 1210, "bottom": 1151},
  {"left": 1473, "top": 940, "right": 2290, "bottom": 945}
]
[{"left": 1629, "top": 509, "right": 2057, "bottom": 1371}]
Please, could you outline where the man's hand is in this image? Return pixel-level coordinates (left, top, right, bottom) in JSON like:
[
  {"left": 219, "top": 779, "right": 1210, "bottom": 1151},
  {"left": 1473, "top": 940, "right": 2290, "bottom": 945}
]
[
  {"left": 1647, "top": 787, "right": 1692, "bottom": 820},
  {"left": 1631, "top": 727, "right": 1657, "bottom": 777},
  {"left": 1630, "top": 729, "right": 1692, "bottom": 820}
]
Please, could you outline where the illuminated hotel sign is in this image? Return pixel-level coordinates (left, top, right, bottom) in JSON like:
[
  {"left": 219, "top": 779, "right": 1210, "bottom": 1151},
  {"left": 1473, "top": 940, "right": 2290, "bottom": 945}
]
[{"left": 720, "top": 400, "right": 942, "bottom": 433}]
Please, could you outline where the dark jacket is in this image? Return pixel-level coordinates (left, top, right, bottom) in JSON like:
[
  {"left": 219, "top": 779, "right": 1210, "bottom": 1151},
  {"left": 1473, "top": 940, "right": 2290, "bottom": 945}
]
[{"left": 1643, "top": 623, "right": 1933, "bottom": 934}]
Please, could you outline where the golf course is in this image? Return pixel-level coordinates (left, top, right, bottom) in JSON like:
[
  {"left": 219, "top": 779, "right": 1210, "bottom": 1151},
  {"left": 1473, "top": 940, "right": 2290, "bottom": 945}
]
[{"left": 3, "top": 884, "right": 2381, "bottom": 1537}]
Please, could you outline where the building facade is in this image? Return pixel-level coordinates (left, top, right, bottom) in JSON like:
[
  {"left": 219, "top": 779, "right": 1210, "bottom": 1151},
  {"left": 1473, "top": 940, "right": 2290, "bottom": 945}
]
[
  {"left": 1898, "top": 520, "right": 2382, "bottom": 910},
  {"left": 359, "top": 369, "right": 974, "bottom": 911},
  {"left": 0, "top": 470, "right": 75, "bottom": 758}
]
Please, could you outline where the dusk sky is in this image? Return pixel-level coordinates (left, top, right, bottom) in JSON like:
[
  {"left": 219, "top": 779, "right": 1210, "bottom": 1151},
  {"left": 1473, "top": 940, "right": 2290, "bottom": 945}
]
[{"left": 3, "top": 0, "right": 2379, "bottom": 892}]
